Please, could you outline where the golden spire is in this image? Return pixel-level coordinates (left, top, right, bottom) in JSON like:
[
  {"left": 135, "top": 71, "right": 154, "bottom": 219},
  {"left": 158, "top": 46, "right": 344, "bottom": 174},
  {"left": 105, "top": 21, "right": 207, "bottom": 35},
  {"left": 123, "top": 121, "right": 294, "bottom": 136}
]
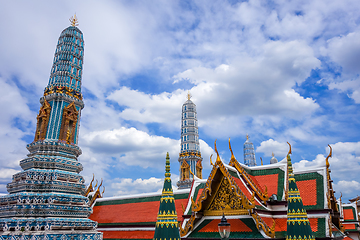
[
  {"left": 69, "top": 14, "right": 79, "bottom": 27},
  {"left": 246, "top": 134, "right": 249, "bottom": 140},
  {"left": 326, "top": 144, "right": 332, "bottom": 169},
  {"left": 187, "top": 91, "right": 192, "bottom": 100},
  {"left": 214, "top": 139, "right": 221, "bottom": 163},
  {"left": 272, "top": 152, "right": 275, "bottom": 157},
  {"left": 229, "top": 138, "right": 236, "bottom": 161},
  {"left": 287, "top": 142, "right": 292, "bottom": 155}
]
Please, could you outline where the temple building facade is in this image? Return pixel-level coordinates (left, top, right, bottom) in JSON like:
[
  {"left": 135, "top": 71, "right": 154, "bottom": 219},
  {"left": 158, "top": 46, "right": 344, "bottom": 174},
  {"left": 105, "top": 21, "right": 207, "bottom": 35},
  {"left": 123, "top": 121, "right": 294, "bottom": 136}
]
[
  {"left": 0, "top": 16, "right": 102, "bottom": 239},
  {"left": 177, "top": 93, "right": 203, "bottom": 189},
  {"left": 90, "top": 139, "right": 359, "bottom": 240}
]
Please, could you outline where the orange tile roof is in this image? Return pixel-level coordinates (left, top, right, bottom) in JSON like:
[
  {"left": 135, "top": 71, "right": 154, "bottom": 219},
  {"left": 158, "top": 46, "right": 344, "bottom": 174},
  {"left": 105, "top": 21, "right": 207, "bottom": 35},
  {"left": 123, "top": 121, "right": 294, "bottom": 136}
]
[
  {"left": 260, "top": 217, "right": 318, "bottom": 232},
  {"left": 344, "top": 208, "right": 356, "bottom": 220},
  {"left": 296, "top": 179, "right": 317, "bottom": 206},
  {"left": 231, "top": 176, "right": 252, "bottom": 200},
  {"left": 196, "top": 188, "right": 204, "bottom": 203},
  {"left": 103, "top": 230, "right": 154, "bottom": 239},
  {"left": 253, "top": 174, "right": 279, "bottom": 196},
  {"left": 90, "top": 198, "right": 188, "bottom": 224},
  {"left": 343, "top": 223, "right": 357, "bottom": 230},
  {"left": 261, "top": 217, "right": 287, "bottom": 232},
  {"left": 198, "top": 219, "right": 252, "bottom": 233},
  {"left": 249, "top": 175, "right": 264, "bottom": 192}
]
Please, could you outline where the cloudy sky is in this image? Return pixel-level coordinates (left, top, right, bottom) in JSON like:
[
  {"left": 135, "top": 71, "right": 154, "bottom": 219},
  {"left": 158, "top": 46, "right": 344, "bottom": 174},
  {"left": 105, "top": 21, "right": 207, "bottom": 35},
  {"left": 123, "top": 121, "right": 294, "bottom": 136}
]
[{"left": 0, "top": 0, "right": 360, "bottom": 200}]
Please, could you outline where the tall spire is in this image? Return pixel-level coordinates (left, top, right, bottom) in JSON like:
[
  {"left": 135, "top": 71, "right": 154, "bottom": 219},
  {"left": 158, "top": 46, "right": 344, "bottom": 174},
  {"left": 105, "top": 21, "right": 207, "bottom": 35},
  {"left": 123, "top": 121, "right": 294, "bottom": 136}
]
[
  {"left": 153, "top": 153, "right": 181, "bottom": 240},
  {"left": 286, "top": 143, "right": 315, "bottom": 240},
  {"left": 244, "top": 134, "right": 256, "bottom": 166},
  {"left": 177, "top": 93, "right": 202, "bottom": 189},
  {"left": 0, "top": 19, "right": 102, "bottom": 239}
]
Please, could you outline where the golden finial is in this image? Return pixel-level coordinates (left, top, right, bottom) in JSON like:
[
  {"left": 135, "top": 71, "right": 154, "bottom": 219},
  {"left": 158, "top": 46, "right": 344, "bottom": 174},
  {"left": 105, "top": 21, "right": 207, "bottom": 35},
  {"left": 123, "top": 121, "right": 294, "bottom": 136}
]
[
  {"left": 214, "top": 140, "right": 221, "bottom": 163},
  {"left": 272, "top": 152, "right": 275, "bottom": 157},
  {"left": 287, "top": 142, "right": 292, "bottom": 155},
  {"left": 246, "top": 134, "right": 249, "bottom": 140},
  {"left": 229, "top": 138, "right": 236, "bottom": 161},
  {"left": 210, "top": 154, "right": 214, "bottom": 166},
  {"left": 260, "top": 157, "right": 263, "bottom": 166},
  {"left": 187, "top": 91, "right": 191, "bottom": 100},
  {"left": 326, "top": 144, "right": 332, "bottom": 168},
  {"left": 69, "top": 14, "right": 79, "bottom": 27}
]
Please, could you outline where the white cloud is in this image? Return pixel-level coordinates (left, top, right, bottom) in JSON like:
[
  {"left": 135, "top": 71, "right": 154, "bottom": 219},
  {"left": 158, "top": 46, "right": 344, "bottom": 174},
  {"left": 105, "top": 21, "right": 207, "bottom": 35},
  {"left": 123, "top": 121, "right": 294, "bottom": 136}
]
[
  {"left": 293, "top": 141, "right": 360, "bottom": 199},
  {"left": 333, "top": 180, "right": 360, "bottom": 195},
  {"left": 111, "top": 177, "right": 164, "bottom": 196},
  {"left": 257, "top": 139, "right": 289, "bottom": 157}
]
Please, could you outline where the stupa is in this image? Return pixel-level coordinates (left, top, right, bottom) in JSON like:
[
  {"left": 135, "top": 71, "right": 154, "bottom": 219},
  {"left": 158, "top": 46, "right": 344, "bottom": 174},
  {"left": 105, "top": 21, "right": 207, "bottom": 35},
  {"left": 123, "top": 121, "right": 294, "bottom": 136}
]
[{"left": 0, "top": 15, "right": 102, "bottom": 239}]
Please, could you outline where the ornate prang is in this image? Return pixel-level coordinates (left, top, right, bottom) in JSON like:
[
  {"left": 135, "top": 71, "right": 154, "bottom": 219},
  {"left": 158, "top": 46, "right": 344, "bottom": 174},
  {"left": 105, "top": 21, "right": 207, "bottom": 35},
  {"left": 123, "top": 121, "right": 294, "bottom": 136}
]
[
  {"left": 0, "top": 20, "right": 102, "bottom": 239},
  {"left": 178, "top": 93, "right": 202, "bottom": 189}
]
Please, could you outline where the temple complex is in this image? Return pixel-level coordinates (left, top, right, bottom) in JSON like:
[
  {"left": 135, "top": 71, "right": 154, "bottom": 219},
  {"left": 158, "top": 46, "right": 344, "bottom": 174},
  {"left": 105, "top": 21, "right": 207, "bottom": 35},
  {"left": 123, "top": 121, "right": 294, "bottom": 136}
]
[
  {"left": 0, "top": 16, "right": 102, "bottom": 239},
  {"left": 1, "top": 16, "right": 359, "bottom": 240},
  {"left": 177, "top": 93, "right": 203, "bottom": 189}
]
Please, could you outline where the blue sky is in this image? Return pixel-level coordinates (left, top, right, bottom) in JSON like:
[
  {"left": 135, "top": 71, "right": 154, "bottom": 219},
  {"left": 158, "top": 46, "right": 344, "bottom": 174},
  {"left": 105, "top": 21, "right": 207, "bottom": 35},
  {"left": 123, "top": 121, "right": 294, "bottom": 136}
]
[{"left": 0, "top": 0, "right": 360, "bottom": 200}]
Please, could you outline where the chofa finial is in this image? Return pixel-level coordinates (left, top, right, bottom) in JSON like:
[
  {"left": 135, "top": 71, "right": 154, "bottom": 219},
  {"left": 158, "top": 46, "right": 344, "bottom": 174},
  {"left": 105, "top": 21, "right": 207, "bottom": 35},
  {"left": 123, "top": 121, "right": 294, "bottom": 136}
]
[
  {"left": 69, "top": 14, "right": 79, "bottom": 27},
  {"left": 287, "top": 142, "right": 292, "bottom": 155},
  {"left": 229, "top": 138, "right": 236, "bottom": 161},
  {"left": 214, "top": 140, "right": 221, "bottom": 163},
  {"left": 326, "top": 144, "right": 332, "bottom": 168}
]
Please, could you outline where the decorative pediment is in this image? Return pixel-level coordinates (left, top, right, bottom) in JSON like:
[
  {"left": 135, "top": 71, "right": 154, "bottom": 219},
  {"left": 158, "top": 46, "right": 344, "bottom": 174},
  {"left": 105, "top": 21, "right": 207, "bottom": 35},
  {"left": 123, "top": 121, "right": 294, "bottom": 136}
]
[
  {"left": 190, "top": 141, "right": 255, "bottom": 215},
  {"left": 204, "top": 176, "right": 251, "bottom": 216}
]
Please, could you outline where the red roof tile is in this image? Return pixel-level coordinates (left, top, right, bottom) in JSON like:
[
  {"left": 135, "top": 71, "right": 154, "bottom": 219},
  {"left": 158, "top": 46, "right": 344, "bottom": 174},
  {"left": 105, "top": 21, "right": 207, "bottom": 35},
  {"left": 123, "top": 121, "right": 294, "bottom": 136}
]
[
  {"left": 344, "top": 208, "right": 356, "bottom": 220},
  {"left": 296, "top": 179, "right": 317, "bottom": 206},
  {"left": 253, "top": 174, "right": 279, "bottom": 196},
  {"left": 231, "top": 176, "right": 252, "bottom": 200},
  {"left": 90, "top": 198, "right": 188, "bottom": 224},
  {"left": 103, "top": 230, "right": 154, "bottom": 239},
  {"left": 343, "top": 223, "right": 357, "bottom": 230},
  {"left": 260, "top": 217, "right": 318, "bottom": 232},
  {"left": 198, "top": 219, "right": 252, "bottom": 233}
]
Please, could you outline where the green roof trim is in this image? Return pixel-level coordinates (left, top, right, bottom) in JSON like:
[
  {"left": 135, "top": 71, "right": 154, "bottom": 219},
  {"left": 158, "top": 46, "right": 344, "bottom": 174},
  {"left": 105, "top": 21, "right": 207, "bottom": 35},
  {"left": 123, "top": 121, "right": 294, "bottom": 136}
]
[{"left": 94, "top": 192, "right": 189, "bottom": 207}]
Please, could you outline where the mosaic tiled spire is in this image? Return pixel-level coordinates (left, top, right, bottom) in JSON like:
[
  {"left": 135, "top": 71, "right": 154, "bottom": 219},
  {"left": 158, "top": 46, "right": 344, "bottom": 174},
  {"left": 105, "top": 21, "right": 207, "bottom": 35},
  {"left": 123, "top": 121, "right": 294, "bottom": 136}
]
[
  {"left": 0, "top": 16, "right": 102, "bottom": 239},
  {"left": 177, "top": 92, "right": 202, "bottom": 189},
  {"left": 244, "top": 134, "right": 256, "bottom": 166},
  {"left": 286, "top": 146, "right": 315, "bottom": 240},
  {"left": 154, "top": 153, "right": 180, "bottom": 240}
]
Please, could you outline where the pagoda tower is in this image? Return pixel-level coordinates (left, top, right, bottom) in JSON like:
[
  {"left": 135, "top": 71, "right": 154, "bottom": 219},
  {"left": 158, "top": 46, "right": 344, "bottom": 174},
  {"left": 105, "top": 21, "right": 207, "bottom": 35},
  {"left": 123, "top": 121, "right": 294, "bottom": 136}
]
[
  {"left": 177, "top": 93, "right": 202, "bottom": 189},
  {"left": 286, "top": 144, "right": 315, "bottom": 240},
  {"left": 243, "top": 134, "right": 256, "bottom": 166},
  {"left": 0, "top": 16, "right": 102, "bottom": 239},
  {"left": 153, "top": 153, "right": 180, "bottom": 240}
]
